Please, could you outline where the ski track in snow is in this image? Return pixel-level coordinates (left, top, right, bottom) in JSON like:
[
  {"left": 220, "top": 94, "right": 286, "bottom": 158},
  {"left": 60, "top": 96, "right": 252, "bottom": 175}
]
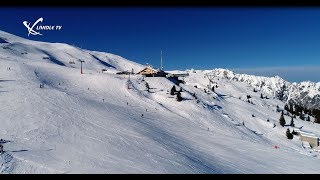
[{"left": 0, "top": 30, "right": 320, "bottom": 173}]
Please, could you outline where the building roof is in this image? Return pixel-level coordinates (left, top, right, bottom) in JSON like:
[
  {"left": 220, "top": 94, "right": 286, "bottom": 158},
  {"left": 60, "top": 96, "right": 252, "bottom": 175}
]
[{"left": 137, "top": 66, "right": 158, "bottom": 74}]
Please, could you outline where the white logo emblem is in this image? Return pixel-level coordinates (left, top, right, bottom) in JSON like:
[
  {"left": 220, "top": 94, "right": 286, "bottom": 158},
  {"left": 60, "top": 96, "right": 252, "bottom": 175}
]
[
  {"left": 23, "top": 17, "right": 62, "bottom": 36},
  {"left": 23, "top": 17, "right": 43, "bottom": 36}
]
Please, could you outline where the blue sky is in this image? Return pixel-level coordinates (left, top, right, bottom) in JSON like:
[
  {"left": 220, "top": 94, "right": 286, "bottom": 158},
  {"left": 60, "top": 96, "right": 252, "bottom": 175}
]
[{"left": 0, "top": 7, "right": 320, "bottom": 82}]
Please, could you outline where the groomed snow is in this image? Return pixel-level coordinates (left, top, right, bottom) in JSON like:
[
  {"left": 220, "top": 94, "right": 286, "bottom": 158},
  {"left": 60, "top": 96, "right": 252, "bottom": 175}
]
[{"left": 0, "top": 30, "right": 320, "bottom": 173}]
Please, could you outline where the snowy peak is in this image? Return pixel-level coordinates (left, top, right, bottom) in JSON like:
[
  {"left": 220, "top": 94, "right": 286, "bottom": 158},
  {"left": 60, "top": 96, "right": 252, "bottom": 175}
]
[{"left": 186, "top": 68, "right": 320, "bottom": 109}]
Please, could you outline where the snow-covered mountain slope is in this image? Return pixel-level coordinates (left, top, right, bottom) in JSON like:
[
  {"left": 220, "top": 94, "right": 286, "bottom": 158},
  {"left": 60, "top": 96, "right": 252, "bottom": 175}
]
[
  {"left": 1, "top": 30, "right": 320, "bottom": 173},
  {"left": 0, "top": 31, "right": 144, "bottom": 73},
  {"left": 190, "top": 68, "right": 320, "bottom": 109}
]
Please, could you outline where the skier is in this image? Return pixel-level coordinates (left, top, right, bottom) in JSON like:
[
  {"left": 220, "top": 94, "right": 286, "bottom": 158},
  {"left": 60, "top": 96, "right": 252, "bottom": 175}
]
[
  {"left": 127, "top": 102, "right": 128, "bottom": 106},
  {"left": 141, "top": 114, "right": 144, "bottom": 117},
  {"left": 0, "top": 144, "right": 3, "bottom": 154},
  {"left": 103, "top": 99, "right": 104, "bottom": 102}
]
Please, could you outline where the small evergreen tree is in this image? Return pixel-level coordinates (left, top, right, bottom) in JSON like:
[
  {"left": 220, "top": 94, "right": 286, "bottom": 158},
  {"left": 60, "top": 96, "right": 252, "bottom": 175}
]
[
  {"left": 279, "top": 111, "right": 286, "bottom": 127},
  {"left": 284, "top": 104, "right": 289, "bottom": 112},
  {"left": 286, "top": 128, "right": 293, "bottom": 139},
  {"left": 170, "top": 85, "right": 176, "bottom": 95},
  {"left": 290, "top": 117, "right": 294, "bottom": 127},
  {"left": 289, "top": 103, "right": 294, "bottom": 114},
  {"left": 176, "top": 91, "right": 183, "bottom": 102},
  {"left": 299, "top": 113, "right": 304, "bottom": 120},
  {"left": 315, "top": 113, "right": 320, "bottom": 124}
]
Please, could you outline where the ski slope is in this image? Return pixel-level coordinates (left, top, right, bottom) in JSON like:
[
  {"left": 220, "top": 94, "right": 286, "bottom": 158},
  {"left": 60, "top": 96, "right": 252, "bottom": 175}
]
[{"left": 1, "top": 30, "right": 320, "bottom": 173}]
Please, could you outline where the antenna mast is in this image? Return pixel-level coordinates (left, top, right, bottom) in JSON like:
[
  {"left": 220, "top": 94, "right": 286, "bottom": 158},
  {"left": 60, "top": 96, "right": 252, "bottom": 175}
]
[{"left": 160, "top": 50, "right": 163, "bottom": 71}]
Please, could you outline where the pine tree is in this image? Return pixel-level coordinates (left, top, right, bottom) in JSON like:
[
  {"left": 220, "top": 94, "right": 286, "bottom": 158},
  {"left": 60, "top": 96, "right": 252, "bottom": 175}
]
[
  {"left": 295, "top": 104, "right": 303, "bottom": 116},
  {"left": 176, "top": 91, "right": 183, "bottom": 102},
  {"left": 260, "top": 93, "right": 263, "bottom": 99},
  {"left": 290, "top": 117, "right": 294, "bottom": 127},
  {"left": 284, "top": 104, "right": 289, "bottom": 112},
  {"left": 315, "top": 112, "right": 320, "bottom": 124},
  {"left": 286, "top": 128, "right": 293, "bottom": 139},
  {"left": 279, "top": 111, "right": 286, "bottom": 127},
  {"left": 312, "top": 109, "right": 318, "bottom": 117},
  {"left": 299, "top": 113, "right": 304, "bottom": 120},
  {"left": 289, "top": 103, "right": 294, "bottom": 114},
  {"left": 170, "top": 85, "right": 176, "bottom": 95}
]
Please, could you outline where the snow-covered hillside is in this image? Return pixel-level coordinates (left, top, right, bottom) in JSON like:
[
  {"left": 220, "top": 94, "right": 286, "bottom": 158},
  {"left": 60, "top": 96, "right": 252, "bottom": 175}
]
[
  {"left": 1, "top": 30, "right": 320, "bottom": 174},
  {"left": 191, "top": 68, "right": 320, "bottom": 109}
]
